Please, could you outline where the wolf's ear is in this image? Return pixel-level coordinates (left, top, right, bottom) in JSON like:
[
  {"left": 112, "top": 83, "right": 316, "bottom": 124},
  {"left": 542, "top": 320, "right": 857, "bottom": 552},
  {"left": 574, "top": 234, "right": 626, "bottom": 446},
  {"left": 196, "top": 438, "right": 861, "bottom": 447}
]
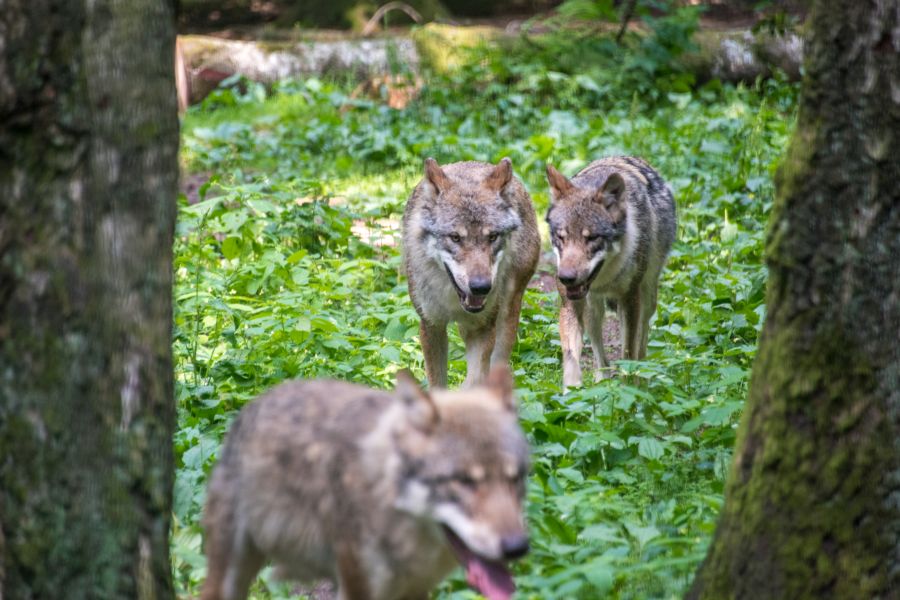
[
  {"left": 485, "top": 157, "right": 513, "bottom": 192},
  {"left": 596, "top": 173, "right": 626, "bottom": 221},
  {"left": 424, "top": 158, "right": 450, "bottom": 194},
  {"left": 396, "top": 369, "right": 439, "bottom": 430},
  {"left": 546, "top": 164, "right": 574, "bottom": 199},
  {"left": 485, "top": 364, "right": 516, "bottom": 412}
]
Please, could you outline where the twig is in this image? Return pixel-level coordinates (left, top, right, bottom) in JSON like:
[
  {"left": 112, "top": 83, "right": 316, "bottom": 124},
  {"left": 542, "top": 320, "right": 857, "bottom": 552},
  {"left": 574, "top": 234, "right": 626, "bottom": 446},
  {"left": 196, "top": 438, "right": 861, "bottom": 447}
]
[
  {"left": 616, "top": 0, "right": 638, "bottom": 43},
  {"left": 362, "top": 2, "right": 424, "bottom": 37}
]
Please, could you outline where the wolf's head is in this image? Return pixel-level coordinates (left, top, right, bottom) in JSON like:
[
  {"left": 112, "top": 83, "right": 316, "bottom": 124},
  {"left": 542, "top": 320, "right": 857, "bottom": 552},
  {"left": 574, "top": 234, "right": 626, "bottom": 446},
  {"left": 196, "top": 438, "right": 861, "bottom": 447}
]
[
  {"left": 545, "top": 164, "right": 628, "bottom": 300},
  {"left": 392, "top": 366, "right": 529, "bottom": 600},
  {"left": 418, "top": 158, "right": 523, "bottom": 313}
]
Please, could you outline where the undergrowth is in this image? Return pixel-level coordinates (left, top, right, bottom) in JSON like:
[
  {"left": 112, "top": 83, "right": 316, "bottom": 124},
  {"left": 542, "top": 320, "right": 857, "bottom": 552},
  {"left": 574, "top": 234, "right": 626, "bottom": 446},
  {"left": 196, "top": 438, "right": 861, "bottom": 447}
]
[{"left": 172, "top": 30, "right": 797, "bottom": 599}]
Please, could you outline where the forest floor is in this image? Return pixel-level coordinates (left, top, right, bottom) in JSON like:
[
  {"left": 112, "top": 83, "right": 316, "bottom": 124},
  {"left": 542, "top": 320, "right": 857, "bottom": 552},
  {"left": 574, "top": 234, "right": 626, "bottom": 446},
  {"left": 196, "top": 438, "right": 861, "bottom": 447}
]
[{"left": 170, "top": 31, "right": 797, "bottom": 599}]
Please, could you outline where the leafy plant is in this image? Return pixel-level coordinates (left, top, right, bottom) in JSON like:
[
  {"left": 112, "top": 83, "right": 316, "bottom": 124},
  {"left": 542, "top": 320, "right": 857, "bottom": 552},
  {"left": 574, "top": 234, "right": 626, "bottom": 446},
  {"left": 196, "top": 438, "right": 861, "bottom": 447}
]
[
  {"left": 173, "top": 32, "right": 797, "bottom": 599},
  {"left": 752, "top": 0, "right": 802, "bottom": 35}
]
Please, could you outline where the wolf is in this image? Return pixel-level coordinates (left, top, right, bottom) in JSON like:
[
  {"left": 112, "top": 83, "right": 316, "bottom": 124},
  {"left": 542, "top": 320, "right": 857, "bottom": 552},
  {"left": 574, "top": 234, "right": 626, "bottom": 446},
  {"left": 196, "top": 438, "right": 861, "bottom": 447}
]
[
  {"left": 402, "top": 158, "right": 540, "bottom": 389},
  {"left": 545, "top": 156, "right": 676, "bottom": 387},
  {"left": 201, "top": 365, "right": 530, "bottom": 600}
]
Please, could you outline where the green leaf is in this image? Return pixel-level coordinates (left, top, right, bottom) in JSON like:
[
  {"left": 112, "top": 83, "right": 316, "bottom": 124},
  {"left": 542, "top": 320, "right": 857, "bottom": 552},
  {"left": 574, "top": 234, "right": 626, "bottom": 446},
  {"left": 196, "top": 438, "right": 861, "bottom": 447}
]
[
  {"left": 383, "top": 319, "right": 407, "bottom": 341},
  {"left": 557, "top": 467, "right": 585, "bottom": 485},
  {"left": 295, "top": 315, "right": 311, "bottom": 332},
  {"left": 580, "top": 524, "right": 624, "bottom": 544},
  {"left": 286, "top": 249, "right": 307, "bottom": 264},
  {"left": 221, "top": 236, "right": 241, "bottom": 259},
  {"left": 624, "top": 523, "right": 661, "bottom": 549},
  {"left": 581, "top": 558, "right": 615, "bottom": 592},
  {"left": 636, "top": 436, "right": 665, "bottom": 461},
  {"left": 378, "top": 345, "right": 401, "bottom": 363}
]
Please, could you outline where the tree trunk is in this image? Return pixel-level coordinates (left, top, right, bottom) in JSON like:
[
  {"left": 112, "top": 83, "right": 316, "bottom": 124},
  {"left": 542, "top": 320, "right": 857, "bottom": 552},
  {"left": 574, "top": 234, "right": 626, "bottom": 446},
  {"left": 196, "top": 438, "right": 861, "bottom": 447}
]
[
  {"left": 0, "top": 1, "right": 178, "bottom": 598},
  {"left": 688, "top": 1, "right": 900, "bottom": 598}
]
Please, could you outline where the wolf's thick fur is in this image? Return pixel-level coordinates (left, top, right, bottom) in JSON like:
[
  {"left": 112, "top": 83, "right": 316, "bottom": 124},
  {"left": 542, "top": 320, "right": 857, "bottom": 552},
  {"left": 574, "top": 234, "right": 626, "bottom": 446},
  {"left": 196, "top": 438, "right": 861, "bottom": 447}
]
[
  {"left": 545, "top": 156, "right": 676, "bottom": 387},
  {"left": 402, "top": 158, "right": 540, "bottom": 389},
  {"left": 201, "top": 366, "right": 529, "bottom": 600}
]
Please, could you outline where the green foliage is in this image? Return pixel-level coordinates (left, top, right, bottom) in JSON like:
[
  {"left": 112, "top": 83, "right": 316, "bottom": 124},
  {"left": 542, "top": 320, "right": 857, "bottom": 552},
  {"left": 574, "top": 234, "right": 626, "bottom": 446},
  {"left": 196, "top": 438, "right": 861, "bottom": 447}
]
[
  {"left": 172, "top": 35, "right": 797, "bottom": 600},
  {"left": 279, "top": 0, "right": 444, "bottom": 29},
  {"left": 751, "top": 1, "right": 802, "bottom": 35},
  {"left": 539, "top": 0, "right": 703, "bottom": 99}
]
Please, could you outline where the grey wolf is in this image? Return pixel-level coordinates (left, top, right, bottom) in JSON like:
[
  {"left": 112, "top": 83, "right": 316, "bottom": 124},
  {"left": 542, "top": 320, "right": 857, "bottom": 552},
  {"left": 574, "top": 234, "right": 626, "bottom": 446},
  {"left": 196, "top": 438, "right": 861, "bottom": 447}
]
[
  {"left": 545, "top": 156, "right": 676, "bottom": 387},
  {"left": 402, "top": 158, "right": 540, "bottom": 388},
  {"left": 201, "top": 365, "right": 530, "bottom": 600}
]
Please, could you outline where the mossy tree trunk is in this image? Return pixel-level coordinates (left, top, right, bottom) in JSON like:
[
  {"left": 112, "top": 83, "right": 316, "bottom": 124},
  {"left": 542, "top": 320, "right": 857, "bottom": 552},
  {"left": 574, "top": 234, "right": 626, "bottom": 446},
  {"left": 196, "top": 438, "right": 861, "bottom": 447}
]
[
  {"left": 688, "top": 0, "right": 899, "bottom": 598},
  {"left": 0, "top": 1, "right": 178, "bottom": 598}
]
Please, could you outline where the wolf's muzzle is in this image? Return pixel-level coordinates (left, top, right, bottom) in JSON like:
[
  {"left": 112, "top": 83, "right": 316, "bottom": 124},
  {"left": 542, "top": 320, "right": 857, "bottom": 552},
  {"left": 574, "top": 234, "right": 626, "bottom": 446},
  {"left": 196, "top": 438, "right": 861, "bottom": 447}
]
[
  {"left": 500, "top": 534, "right": 529, "bottom": 559},
  {"left": 560, "top": 259, "right": 605, "bottom": 300},
  {"left": 444, "top": 263, "right": 487, "bottom": 313},
  {"left": 469, "top": 277, "right": 492, "bottom": 297}
]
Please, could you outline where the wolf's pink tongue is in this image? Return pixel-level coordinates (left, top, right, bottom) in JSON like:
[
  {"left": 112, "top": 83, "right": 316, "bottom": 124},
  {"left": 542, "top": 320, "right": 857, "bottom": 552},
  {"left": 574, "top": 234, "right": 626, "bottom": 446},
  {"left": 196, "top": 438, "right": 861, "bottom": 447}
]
[
  {"left": 444, "top": 527, "right": 515, "bottom": 600},
  {"left": 463, "top": 555, "right": 515, "bottom": 600}
]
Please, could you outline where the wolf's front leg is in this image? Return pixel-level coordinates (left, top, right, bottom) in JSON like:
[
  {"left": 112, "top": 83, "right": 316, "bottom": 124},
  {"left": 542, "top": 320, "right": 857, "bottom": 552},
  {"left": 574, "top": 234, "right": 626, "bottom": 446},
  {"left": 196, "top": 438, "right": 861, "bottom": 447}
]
[
  {"left": 638, "top": 282, "right": 659, "bottom": 360},
  {"left": 559, "top": 298, "right": 585, "bottom": 388},
  {"left": 620, "top": 287, "right": 643, "bottom": 361},
  {"left": 420, "top": 320, "right": 449, "bottom": 389},
  {"left": 490, "top": 282, "right": 526, "bottom": 368},
  {"left": 585, "top": 293, "right": 610, "bottom": 381},
  {"left": 335, "top": 543, "right": 374, "bottom": 600},
  {"left": 459, "top": 321, "right": 496, "bottom": 388},
  {"left": 210, "top": 537, "right": 264, "bottom": 600}
]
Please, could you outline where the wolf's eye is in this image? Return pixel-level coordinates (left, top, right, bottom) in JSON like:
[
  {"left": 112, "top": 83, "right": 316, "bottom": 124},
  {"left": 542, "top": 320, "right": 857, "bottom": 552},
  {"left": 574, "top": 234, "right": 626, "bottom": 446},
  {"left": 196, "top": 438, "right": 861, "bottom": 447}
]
[
  {"left": 456, "top": 474, "right": 479, "bottom": 489},
  {"left": 585, "top": 233, "right": 600, "bottom": 242},
  {"left": 488, "top": 232, "right": 499, "bottom": 243},
  {"left": 449, "top": 233, "right": 462, "bottom": 243}
]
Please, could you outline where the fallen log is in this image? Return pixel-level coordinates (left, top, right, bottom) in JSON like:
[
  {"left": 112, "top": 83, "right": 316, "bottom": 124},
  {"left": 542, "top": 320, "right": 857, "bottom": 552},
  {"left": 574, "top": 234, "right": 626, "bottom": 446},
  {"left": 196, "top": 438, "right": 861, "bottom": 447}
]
[
  {"left": 178, "top": 34, "right": 420, "bottom": 104},
  {"left": 687, "top": 29, "right": 803, "bottom": 83}
]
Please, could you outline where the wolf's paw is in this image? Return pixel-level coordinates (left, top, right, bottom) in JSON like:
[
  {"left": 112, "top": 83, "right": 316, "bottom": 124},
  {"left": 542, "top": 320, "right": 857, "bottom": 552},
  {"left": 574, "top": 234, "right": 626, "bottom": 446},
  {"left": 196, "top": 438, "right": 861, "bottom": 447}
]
[
  {"left": 562, "top": 374, "right": 583, "bottom": 389},
  {"left": 592, "top": 366, "right": 616, "bottom": 382}
]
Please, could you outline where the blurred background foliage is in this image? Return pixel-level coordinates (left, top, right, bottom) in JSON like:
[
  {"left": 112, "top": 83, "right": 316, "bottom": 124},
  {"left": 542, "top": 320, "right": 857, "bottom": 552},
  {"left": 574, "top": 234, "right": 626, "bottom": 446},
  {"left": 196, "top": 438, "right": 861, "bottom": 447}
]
[{"left": 178, "top": 0, "right": 804, "bottom": 31}]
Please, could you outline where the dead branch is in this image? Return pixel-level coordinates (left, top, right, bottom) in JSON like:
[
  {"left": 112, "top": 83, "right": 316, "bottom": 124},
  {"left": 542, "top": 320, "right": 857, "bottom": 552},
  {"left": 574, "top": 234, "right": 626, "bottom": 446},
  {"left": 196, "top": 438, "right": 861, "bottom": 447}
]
[{"left": 362, "top": 2, "right": 424, "bottom": 37}]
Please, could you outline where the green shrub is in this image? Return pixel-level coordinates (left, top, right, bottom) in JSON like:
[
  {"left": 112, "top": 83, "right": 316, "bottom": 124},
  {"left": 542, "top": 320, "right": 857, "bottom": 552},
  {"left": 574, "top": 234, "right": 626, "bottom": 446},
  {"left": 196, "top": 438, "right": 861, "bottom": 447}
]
[{"left": 174, "top": 37, "right": 797, "bottom": 599}]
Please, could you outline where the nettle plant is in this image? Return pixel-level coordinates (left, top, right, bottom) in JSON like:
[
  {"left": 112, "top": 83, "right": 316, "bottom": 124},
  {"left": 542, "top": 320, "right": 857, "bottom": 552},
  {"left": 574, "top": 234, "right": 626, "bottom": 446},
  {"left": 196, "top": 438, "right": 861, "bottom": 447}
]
[{"left": 172, "top": 39, "right": 796, "bottom": 599}]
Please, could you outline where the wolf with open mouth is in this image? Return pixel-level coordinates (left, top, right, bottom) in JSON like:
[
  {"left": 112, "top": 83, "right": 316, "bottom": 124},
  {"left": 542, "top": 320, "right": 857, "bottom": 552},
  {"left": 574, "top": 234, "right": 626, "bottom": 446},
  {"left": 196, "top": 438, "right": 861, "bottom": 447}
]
[
  {"left": 201, "top": 365, "right": 529, "bottom": 600},
  {"left": 403, "top": 158, "right": 540, "bottom": 389},
  {"left": 546, "top": 156, "right": 676, "bottom": 387}
]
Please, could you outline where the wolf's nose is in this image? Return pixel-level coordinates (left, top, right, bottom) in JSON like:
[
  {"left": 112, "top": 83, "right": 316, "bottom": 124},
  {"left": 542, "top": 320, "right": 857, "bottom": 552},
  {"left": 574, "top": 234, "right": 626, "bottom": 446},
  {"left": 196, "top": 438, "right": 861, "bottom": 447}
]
[
  {"left": 558, "top": 270, "right": 577, "bottom": 286},
  {"left": 501, "top": 534, "right": 530, "bottom": 559},
  {"left": 469, "top": 278, "right": 492, "bottom": 296}
]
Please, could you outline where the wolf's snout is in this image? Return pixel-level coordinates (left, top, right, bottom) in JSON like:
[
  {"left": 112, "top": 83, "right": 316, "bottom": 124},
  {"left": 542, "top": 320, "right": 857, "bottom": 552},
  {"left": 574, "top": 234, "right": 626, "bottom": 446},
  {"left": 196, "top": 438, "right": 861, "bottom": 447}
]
[
  {"left": 469, "top": 277, "right": 492, "bottom": 297},
  {"left": 558, "top": 270, "right": 578, "bottom": 286},
  {"left": 500, "top": 533, "right": 530, "bottom": 559}
]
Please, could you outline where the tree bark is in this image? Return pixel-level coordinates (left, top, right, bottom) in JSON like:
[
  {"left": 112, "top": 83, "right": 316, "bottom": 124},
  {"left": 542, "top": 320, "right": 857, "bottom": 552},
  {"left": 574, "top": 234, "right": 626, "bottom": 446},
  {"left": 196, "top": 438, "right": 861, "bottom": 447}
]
[
  {"left": 688, "top": 1, "right": 900, "bottom": 598},
  {"left": 0, "top": 1, "right": 178, "bottom": 598}
]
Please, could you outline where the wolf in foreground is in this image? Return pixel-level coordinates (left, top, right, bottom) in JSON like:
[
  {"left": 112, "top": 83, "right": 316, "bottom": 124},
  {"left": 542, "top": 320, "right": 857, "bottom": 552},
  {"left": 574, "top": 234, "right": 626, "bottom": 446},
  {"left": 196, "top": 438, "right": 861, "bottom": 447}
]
[
  {"left": 403, "top": 158, "right": 540, "bottom": 389},
  {"left": 201, "top": 366, "right": 530, "bottom": 600},
  {"left": 545, "top": 156, "right": 676, "bottom": 387}
]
